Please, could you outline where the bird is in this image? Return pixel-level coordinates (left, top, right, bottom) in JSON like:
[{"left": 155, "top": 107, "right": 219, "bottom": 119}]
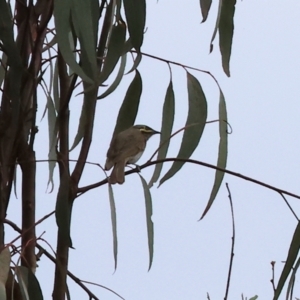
[{"left": 105, "top": 125, "right": 160, "bottom": 184}]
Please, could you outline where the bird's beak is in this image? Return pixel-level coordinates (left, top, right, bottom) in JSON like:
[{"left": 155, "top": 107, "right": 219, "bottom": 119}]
[{"left": 153, "top": 130, "right": 160, "bottom": 135}]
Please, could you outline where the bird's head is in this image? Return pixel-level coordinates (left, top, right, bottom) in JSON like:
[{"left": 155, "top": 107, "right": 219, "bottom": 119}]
[{"left": 133, "top": 125, "right": 160, "bottom": 140}]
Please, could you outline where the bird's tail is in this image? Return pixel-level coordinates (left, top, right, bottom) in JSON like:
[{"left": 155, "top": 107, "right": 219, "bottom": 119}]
[{"left": 109, "top": 161, "right": 125, "bottom": 184}]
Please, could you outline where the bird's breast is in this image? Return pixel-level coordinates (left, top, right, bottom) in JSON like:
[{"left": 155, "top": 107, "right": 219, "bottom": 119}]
[{"left": 127, "top": 150, "right": 144, "bottom": 164}]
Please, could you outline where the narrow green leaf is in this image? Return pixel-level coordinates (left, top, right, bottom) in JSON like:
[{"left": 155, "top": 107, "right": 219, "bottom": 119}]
[
  {"left": 89, "top": 0, "right": 100, "bottom": 44},
  {"left": 219, "top": 0, "right": 236, "bottom": 76},
  {"left": 148, "top": 80, "right": 175, "bottom": 188},
  {"left": 0, "top": 247, "right": 11, "bottom": 298},
  {"left": 123, "top": 0, "right": 146, "bottom": 51},
  {"left": 249, "top": 297, "right": 258, "bottom": 300},
  {"left": 273, "top": 221, "right": 300, "bottom": 300},
  {"left": 122, "top": 38, "right": 133, "bottom": 54},
  {"left": 68, "top": 0, "right": 99, "bottom": 152},
  {"left": 55, "top": 171, "right": 72, "bottom": 247},
  {"left": 13, "top": 164, "right": 18, "bottom": 198},
  {"left": 54, "top": 0, "right": 93, "bottom": 83},
  {"left": 126, "top": 52, "right": 142, "bottom": 74},
  {"left": 15, "top": 266, "right": 43, "bottom": 300},
  {"left": 199, "top": 0, "right": 212, "bottom": 23},
  {"left": 200, "top": 89, "right": 228, "bottom": 219},
  {"left": 112, "top": 70, "right": 142, "bottom": 136},
  {"left": 209, "top": 0, "right": 222, "bottom": 53},
  {"left": 97, "top": 54, "right": 127, "bottom": 99},
  {"left": 139, "top": 175, "right": 154, "bottom": 271},
  {"left": 71, "top": 0, "right": 98, "bottom": 77},
  {"left": 70, "top": 80, "right": 98, "bottom": 152},
  {"left": 108, "top": 184, "right": 118, "bottom": 271},
  {"left": 3, "top": 270, "right": 19, "bottom": 300},
  {"left": 99, "top": 21, "right": 126, "bottom": 84},
  {"left": 0, "top": 52, "right": 7, "bottom": 87},
  {"left": 159, "top": 72, "right": 207, "bottom": 186},
  {"left": 15, "top": 267, "right": 29, "bottom": 300},
  {"left": 47, "top": 96, "right": 57, "bottom": 193},
  {"left": 53, "top": 59, "right": 60, "bottom": 112},
  {"left": 286, "top": 255, "right": 300, "bottom": 300},
  {"left": 69, "top": 99, "right": 86, "bottom": 151}
]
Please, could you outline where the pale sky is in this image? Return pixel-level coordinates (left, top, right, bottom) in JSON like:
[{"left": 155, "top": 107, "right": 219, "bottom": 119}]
[{"left": 6, "top": 0, "right": 300, "bottom": 299}]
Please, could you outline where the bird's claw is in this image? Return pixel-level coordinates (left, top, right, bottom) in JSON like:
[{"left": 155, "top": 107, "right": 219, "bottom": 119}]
[{"left": 134, "top": 164, "right": 141, "bottom": 173}]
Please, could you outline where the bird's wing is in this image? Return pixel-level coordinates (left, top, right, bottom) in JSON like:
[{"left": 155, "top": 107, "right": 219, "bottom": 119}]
[{"left": 107, "top": 130, "right": 145, "bottom": 162}]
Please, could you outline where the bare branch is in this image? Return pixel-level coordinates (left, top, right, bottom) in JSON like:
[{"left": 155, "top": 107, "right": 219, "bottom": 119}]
[
  {"left": 270, "top": 261, "right": 276, "bottom": 295},
  {"left": 224, "top": 183, "right": 235, "bottom": 300},
  {"left": 77, "top": 157, "right": 300, "bottom": 205}
]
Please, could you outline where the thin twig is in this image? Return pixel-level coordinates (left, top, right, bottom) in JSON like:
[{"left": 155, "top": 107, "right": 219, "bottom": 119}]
[
  {"left": 5, "top": 210, "right": 55, "bottom": 246},
  {"left": 224, "top": 183, "right": 235, "bottom": 300},
  {"left": 132, "top": 50, "right": 221, "bottom": 87},
  {"left": 270, "top": 261, "right": 276, "bottom": 294},
  {"left": 148, "top": 120, "right": 220, "bottom": 162},
  {"left": 278, "top": 193, "right": 299, "bottom": 221},
  {"left": 77, "top": 157, "right": 300, "bottom": 204},
  {"left": 79, "top": 279, "right": 125, "bottom": 300}
]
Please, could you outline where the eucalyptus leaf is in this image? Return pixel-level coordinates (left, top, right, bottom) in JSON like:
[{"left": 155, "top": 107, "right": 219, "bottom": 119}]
[
  {"left": 0, "top": 52, "right": 7, "bottom": 87},
  {"left": 47, "top": 96, "right": 57, "bottom": 193},
  {"left": 72, "top": 0, "right": 98, "bottom": 76},
  {"left": 273, "top": 220, "right": 300, "bottom": 300},
  {"left": 159, "top": 72, "right": 207, "bottom": 186},
  {"left": 108, "top": 184, "right": 118, "bottom": 271},
  {"left": 54, "top": 0, "right": 93, "bottom": 83},
  {"left": 219, "top": 0, "right": 236, "bottom": 76},
  {"left": 139, "top": 174, "right": 154, "bottom": 270},
  {"left": 209, "top": 0, "right": 222, "bottom": 53},
  {"left": 199, "top": 0, "right": 212, "bottom": 23},
  {"left": 15, "top": 266, "right": 43, "bottom": 300},
  {"left": 0, "top": 247, "right": 10, "bottom": 292},
  {"left": 200, "top": 88, "right": 228, "bottom": 219},
  {"left": 126, "top": 52, "right": 142, "bottom": 74},
  {"left": 97, "top": 54, "right": 127, "bottom": 100},
  {"left": 112, "top": 70, "right": 142, "bottom": 136},
  {"left": 286, "top": 255, "right": 300, "bottom": 300},
  {"left": 148, "top": 80, "right": 175, "bottom": 188},
  {"left": 99, "top": 21, "right": 126, "bottom": 84},
  {"left": 70, "top": 79, "right": 98, "bottom": 152},
  {"left": 123, "top": 0, "right": 146, "bottom": 51}
]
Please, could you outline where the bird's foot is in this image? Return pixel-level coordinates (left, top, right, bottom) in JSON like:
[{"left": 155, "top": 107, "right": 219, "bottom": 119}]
[{"left": 133, "top": 164, "right": 141, "bottom": 173}]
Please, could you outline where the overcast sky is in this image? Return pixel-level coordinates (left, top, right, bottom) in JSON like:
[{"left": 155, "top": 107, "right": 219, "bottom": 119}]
[{"left": 6, "top": 0, "right": 300, "bottom": 299}]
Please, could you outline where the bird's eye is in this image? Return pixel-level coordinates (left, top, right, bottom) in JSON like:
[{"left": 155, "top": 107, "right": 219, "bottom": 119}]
[{"left": 140, "top": 126, "right": 152, "bottom": 133}]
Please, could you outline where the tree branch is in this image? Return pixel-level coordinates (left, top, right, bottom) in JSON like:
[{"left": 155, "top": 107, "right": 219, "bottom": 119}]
[
  {"left": 224, "top": 183, "right": 235, "bottom": 300},
  {"left": 77, "top": 157, "right": 300, "bottom": 202},
  {"left": 132, "top": 50, "right": 220, "bottom": 87}
]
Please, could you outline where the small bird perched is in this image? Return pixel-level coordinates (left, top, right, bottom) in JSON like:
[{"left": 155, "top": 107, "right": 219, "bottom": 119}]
[{"left": 105, "top": 125, "right": 160, "bottom": 184}]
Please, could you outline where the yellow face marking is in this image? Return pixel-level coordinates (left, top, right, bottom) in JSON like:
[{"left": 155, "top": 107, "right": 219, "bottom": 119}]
[{"left": 140, "top": 127, "right": 153, "bottom": 133}]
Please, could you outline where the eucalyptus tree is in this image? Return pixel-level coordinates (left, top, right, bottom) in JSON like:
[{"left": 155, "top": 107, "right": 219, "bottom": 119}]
[{"left": 7, "top": 1, "right": 295, "bottom": 300}]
